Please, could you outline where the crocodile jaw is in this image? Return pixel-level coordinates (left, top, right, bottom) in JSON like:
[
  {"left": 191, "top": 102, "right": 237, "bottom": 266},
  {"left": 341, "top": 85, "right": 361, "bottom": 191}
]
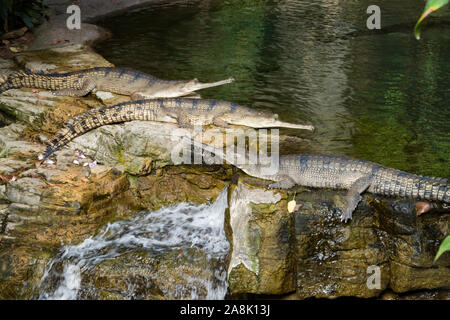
[
  {"left": 138, "top": 77, "right": 235, "bottom": 98},
  {"left": 229, "top": 118, "right": 314, "bottom": 131},
  {"left": 185, "top": 77, "right": 235, "bottom": 92},
  {"left": 266, "top": 120, "right": 314, "bottom": 131}
]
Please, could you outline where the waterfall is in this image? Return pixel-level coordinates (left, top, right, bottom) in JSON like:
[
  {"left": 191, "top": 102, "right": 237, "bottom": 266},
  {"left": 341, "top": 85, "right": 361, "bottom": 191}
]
[{"left": 39, "top": 187, "right": 230, "bottom": 300}]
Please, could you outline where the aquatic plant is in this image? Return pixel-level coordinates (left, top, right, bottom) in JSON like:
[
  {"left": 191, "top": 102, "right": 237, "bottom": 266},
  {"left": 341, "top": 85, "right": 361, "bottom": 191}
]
[
  {"left": 434, "top": 235, "right": 450, "bottom": 262},
  {"left": 414, "top": 0, "right": 449, "bottom": 39}
]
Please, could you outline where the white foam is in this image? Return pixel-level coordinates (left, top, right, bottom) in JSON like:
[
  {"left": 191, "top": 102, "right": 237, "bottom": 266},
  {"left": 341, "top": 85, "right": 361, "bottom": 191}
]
[{"left": 39, "top": 187, "right": 230, "bottom": 300}]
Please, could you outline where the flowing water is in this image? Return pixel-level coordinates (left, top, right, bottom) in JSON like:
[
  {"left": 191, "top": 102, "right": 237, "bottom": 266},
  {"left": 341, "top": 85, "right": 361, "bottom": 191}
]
[
  {"left": 38, "top": 188, "right": 230, "bottom": 300},
  {"left": 95, "top": 0, "right": 450, "bottom": 178}
]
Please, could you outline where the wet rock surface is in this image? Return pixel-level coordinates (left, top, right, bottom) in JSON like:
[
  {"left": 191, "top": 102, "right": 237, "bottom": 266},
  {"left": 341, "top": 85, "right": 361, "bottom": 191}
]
[
  {"left": 227, "top": 177, "right": 449, "bottom": 299},
  {"left": 227, "top": 180, "right": 295, "bottom": 295}
]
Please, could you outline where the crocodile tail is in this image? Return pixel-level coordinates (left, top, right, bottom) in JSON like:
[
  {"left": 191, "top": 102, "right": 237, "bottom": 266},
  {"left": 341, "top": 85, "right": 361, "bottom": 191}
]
[
  {"left": 42, "top": 106, "right": 114, "bottom": 159},
  {"left": 0, "top": 74, "right": 8, "bottom": 90},
  {"left": 41, "top": 145, "right": 56, "bottom": 161},
  {"left": 379, "top": 169, "right": 450, "bottom": 203},
  {"left": 1, "top": 70, "right": 68, "bottom": 94},
  {"left": 42, "top": 121, "right": 80, "bottom": 160},
  {"left": 407, "top": 175, "right": 450, "bottom": 203},
  {"left": 43, "top": 99, "right": 189, "bottom": 159},
  {"left": 0, "top": 71, "right": 24, "bottom": 94}
]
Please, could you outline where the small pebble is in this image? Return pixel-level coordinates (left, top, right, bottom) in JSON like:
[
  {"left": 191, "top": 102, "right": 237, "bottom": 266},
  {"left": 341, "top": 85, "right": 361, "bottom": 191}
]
[
  {"left": 38, "top": 154, "right": 44, "bottom": 160},
  {"left": 89, "top": 160, "right": 97, "bottom": 168},
  {"left": 75, "top": 151, "right": 86, "bottom": 159},
  {"left": 73, "top": 159, "right": 80, "bottom": 165}
]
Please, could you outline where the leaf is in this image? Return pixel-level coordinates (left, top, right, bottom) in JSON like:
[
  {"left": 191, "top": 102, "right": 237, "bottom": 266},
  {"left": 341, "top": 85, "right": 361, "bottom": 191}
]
[
  {"left": 287, "top": 199, "right": 297, "bottom": 213},
  {"left": 9, "top": 46, "right": 22, "bottom": 53},
  {"left": 414, "top": 0, "right": 449, "bottom": 40},
  {"left": 434, "top": 235, "right": 450, "bottom": 262}
]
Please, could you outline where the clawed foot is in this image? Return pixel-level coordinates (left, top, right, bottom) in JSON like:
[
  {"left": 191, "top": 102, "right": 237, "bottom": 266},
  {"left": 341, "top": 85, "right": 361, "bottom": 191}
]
[{"left": 340, "top": 209, "right": 353, "bottom": 223}]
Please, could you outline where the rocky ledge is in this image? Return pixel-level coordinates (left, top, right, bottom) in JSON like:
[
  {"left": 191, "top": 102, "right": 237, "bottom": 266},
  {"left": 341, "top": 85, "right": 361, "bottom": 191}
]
[{"left": 0, "top": 45, "right": 448, "bottom": 300}]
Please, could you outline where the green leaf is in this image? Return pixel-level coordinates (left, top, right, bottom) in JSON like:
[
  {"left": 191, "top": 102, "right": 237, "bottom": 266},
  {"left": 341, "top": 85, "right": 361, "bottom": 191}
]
[
  {"left": 434, "top": 235, "right": 450, "bottom": 262},
  {"left": 414, "top": 0, "right": 449, "bottom": 40}
]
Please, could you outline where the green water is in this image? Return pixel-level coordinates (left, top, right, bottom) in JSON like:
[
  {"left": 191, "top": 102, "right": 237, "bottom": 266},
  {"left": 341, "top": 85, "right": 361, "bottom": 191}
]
[{"left": 95, "top": 0, "right": 450, "bottom": 178}]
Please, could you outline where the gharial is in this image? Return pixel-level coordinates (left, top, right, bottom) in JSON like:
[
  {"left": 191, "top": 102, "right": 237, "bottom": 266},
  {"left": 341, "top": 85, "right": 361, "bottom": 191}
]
[
  {"left": 186, "top": 138, "right": 450, "bottom": 222},
  {"left": 40, "top": 98, "right": 314, "bottom": 160},
  {"left": 0, "top": 67, "right": 235, "bottom": 99}
]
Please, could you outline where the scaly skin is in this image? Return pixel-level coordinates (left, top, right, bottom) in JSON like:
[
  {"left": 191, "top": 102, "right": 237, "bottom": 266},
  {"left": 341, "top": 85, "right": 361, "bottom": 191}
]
[
  {"left": 0, "top": 67, "right": 235, "bottom": 98},
  {"left": 254, "top": 154, "right": 448, "bottom": 200},
  {"left": 41, "top": 98, "right": 313, "bottom": 160},
  {"left": 243, "top": 154, "right": 448, "bottom": 221},
  {"left": 187, "top": 140, "right": 450, "bottom": 221}
]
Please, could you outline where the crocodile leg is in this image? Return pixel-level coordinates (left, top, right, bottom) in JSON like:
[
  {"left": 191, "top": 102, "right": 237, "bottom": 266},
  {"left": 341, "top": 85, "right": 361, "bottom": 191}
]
[
  {"left": 213, "top": 116, "right": 231, "bottom": 128},
  {"left": 52, "top": 79, "right": 96, "bottom": 97},
  {"left": 170, "top": 109, "right": 194, "bottom": 128},
  {"left": 130, "top": 92, "right": 145, "bottom": 100},
  {"left": 341, "top": 176, "right": 372, "bottom": 222},
  {"left": 268, "top": 176, "right": 297, "bottom": 189}
]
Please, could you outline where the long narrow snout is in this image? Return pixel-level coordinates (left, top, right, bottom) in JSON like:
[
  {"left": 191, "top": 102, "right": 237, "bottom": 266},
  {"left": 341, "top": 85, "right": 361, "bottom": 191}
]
[
  {"left": 268, "top": 120, "right": 314, "bottom": 131},
  {"left": 190, "top": 77, "right": 235, "bottom": 91},
  {"left": 243, "top": 119, "right": 314, "bottom": 131}
]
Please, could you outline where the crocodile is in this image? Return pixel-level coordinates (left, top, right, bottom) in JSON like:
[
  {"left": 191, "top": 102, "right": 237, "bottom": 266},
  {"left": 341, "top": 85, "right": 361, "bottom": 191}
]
[
  {"left": 0, "top": 67, "right": 235, "bottom": 99},
  {"left": 186, "top": 138, "right": 450, "bottom": 222},
  {"left": 40, "top": 98, "right": 314, "bottom": 160}
]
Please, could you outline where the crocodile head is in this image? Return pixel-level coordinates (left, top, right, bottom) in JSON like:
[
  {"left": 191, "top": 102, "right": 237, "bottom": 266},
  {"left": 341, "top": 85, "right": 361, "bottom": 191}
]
[{"left": 220, "top": 108, "right": 314, "bottom": 131}]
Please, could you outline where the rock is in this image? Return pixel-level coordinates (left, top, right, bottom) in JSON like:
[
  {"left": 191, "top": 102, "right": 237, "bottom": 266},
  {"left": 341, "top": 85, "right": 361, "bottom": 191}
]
[
  {"left": 94, "top": 91, "right": 115, "bottom": 102},
  {"left": 0, "top": 91, "right": 51, "bottom": 124},
  {"left": 14, "top": 44, "right": 113, "bottom": 72},
  {"left": 0, "top": 185, "right": 6, "bottom": 201},
  {"left": 0, "top": 158, "right": 29, "bottom": 175},
  {"left": 1, "top": 27, "right": 28, "bottom": 40},
  {"left": 23, "top": 61, "right": 58, "bottom": 73},
  {"left": 6, "top": 178, "right": 46, "bottom": 206},
  {"left": 0, "top": 124, "right": 45, "bottom": 158},
  {"left": 67, "top": 121, "right": 188, "bottom": 174},
  {"left": 0, "top": 58, "right": 15, "bottom": 75},
  {"left": 227, "top": 180, "right": 295, "bottom": 295},
  {"left": 0, "top": 159, "right": 230, "bottom": 299},
  {"left": 225, "top": 179, "right": 449, "bottom": 298},
  {"left": 75, "top": 250, "right": 226, "bottom": 300},
  {"left": 294, "top": 190, "right": 391, "bottom": 298},
  {"left": 29, "top": 15, "right": 110, "bottom": 51}
]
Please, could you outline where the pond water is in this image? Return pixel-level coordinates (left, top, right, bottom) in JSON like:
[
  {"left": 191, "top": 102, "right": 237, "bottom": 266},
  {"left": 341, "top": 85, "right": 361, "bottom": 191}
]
[{"left": 95, "top": 0, "right": 450, "bottom": 178}]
